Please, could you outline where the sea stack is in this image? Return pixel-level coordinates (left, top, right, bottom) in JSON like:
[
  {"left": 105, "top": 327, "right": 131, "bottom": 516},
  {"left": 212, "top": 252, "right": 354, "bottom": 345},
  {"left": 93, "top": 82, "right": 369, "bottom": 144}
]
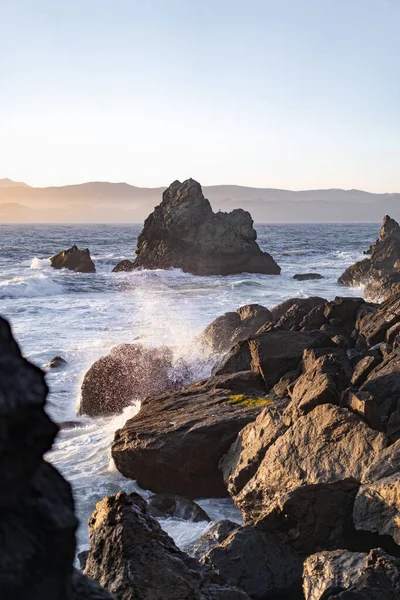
[
  {"left": 131, "top": 178, "right": 281, "bottom": 276},
  {"left": 50, "top": 244, "right": 96, "bottom": 273}
]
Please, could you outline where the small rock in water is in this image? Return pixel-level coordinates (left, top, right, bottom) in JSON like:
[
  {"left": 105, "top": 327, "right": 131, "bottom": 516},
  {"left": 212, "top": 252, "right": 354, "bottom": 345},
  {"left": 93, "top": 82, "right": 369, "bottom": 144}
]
[
  {"left": 147, "top": 493, "right": 211, "bottom": 522},
  {"left": 112, "top": 259, "right": 135, "bottom": 272},
  {"left": 50, "top": 244, "right": 96, "bottom": 273},
  {"left": 46, "top": 355, "right": 67, "bottom": 369},
  {"left": 293, "top": 273, "right": 323, "bottom": 281}
]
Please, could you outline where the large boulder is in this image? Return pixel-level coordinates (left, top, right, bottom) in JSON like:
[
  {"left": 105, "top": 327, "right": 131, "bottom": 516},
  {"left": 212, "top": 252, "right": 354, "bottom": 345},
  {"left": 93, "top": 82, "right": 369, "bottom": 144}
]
[
  {"left": 50, "top": 244, "right": 96, "bottom": 273},
  {"left": 79, "top": 343, "right": 180, "bottom": 416},
  {"left": 132, "top": 179, "right": 281, "bottom": 276},
  {"left": 231, "top": 404, "right": 386, "bottom": 522},
  {"left": 112, "top": 373, "right": 272, "bottom": 498},
  {"left": 0, "top": 316, "right": 113, "bottom": 598},
  {"left": 303, "top": 548, "right": 400, "bottom": 600},
  {"left": 84, "top": 491, "right": 249, "bottom": 600}
]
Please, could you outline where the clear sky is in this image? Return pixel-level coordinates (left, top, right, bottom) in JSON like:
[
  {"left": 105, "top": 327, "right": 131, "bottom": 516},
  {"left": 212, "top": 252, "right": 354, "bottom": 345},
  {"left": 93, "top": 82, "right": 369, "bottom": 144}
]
[{"left": 0, "top": 0, "right": 399, "bottom": 191}]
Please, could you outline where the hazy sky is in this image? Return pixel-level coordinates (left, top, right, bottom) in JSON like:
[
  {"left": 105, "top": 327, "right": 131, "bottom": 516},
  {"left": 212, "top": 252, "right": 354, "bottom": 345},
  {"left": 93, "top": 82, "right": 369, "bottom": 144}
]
[{"left": 1, "top": 0, "right": 399, "bottom": 191}]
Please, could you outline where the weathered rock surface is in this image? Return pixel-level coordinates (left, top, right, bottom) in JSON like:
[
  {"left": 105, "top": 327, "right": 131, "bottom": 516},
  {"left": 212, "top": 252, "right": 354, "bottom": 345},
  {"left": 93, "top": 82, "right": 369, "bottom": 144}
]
[
  {"left": 132, "top": 178, "right": 281, "bottom": 276},
  {"left": 303, "top": 548, "right": 400, "bottom": 600},
  {"left": 84, "top": 491, "right": 248, "bottom": 600},
  {"left": 50, "top": 244, "right": 96, "bottom": 273},
  {"left": 0, "top": 316, "right": 114, "bottom": 598},
  {"left": 293, "top": 273, "right": 323, "bottom": 280},
  {"left": 350, "top": 355, "right": 381, "bottom": 386},
  {"left": 270, "top": 297, "right": 326, "bottom": 322},
  {"left": 354, "top": 474, "right": 400, "bottom": 545},
  {"left": 187, "top": 520, "right": 239, "bottom": 559},
  {"left": 112, "top": 373, "right": 272, "bottom": 498},
  {"left": 112, "top": 259, "right": 135, "bottom": 272},
  {"left": 266, "top": 296, "right": 327, "bottom": 332},
  {"left": 340, "top": 389, "right": 382, "bottom": 430},
  {"left": 147, "top": 494, "right": 210, "bottom": 522},
  {"left": 201, "top": 304, "right": 272, "bottom": 353},
  {"left": 233, "top": 404, "right": 386, "bottom": 521},
  {"left": 79, "top": 343, "right": 178, "bottom": 416},
  {"left": 357, "top": 291, "right": 400, "bottom": 346},
  {"left": 201, "top": 525, "right": 303, "bottom": 599}
]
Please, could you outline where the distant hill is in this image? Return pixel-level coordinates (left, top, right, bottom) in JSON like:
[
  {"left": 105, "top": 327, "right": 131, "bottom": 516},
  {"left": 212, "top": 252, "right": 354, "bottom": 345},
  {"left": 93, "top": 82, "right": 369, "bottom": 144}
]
[{"left": 0, "top": 180, "right": 399, "bottom": 223}]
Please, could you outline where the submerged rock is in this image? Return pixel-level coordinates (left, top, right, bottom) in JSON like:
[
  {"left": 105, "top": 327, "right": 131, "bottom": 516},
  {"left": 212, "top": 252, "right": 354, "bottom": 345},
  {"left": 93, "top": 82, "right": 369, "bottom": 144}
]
[
  {"left": 50, "top": 244, "right": 96, "bottom": 273},
  {"left": 293, "top": 273, "right": 323, "bottom": 280},
  {"left": 132, "top": 178, "right": 281, "bottom": 276},
  {"left": 46, "top": 355, "right": 67, "bottom": 369},
  {"left": 112, "top": 373, "right": 271, "bottom": 498},
  {"left": 147, "top": 494, "right": 211, "bottom": 522},
  {"left": 79, "top": 343, "right": 179, "bottom": 416}
]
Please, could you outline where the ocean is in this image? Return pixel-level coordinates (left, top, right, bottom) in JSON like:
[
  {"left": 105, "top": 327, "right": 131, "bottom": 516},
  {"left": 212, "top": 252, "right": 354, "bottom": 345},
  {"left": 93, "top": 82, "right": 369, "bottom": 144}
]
[{"left": 0, "top": 221, "right": 378, "bottom": 555}]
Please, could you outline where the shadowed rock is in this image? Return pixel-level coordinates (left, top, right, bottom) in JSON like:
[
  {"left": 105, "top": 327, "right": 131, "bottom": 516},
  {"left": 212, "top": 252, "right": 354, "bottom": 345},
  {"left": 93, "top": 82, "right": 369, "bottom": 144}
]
[
  {"left": 50, "top": 244, "right": 96, "bottom": 273},
  {"left": 147, "top": 494, "right": 211, "bottom": 522},
  {"left": 132, "top": 179, "right": 281, "bottom": 276},
  {"left": 112, "top": 259, "right": 135, "bottom": 272},
  {"left": 187, "top": 521, "right": 239, "bottom": 559},
  {"left": 293, "top": 273, "right": 323, "bottom": 280}
]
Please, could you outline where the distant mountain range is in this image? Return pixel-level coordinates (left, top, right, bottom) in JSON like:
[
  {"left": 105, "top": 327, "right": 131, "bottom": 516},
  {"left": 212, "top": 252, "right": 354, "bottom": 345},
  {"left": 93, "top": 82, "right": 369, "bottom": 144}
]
[{"left": 0, "top": 178, "right": 399, "bottom": 223}]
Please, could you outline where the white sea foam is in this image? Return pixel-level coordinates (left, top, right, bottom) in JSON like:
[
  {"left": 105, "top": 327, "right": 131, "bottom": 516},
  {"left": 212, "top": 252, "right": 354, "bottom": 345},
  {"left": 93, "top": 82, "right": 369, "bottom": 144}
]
[
  {"left": 0, "top": 273, "right": 63, "bottom": 298},
  {"left": 30, "top": 257, "right": 51, "bottom": 269}
]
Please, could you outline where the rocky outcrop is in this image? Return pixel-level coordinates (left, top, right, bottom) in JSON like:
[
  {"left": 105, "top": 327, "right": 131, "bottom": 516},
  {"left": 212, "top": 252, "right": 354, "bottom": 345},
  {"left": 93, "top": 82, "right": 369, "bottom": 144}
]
[
  {"left": 0, "top": 316, "right": 113, "bottom": 598},
  {"left": 303, "top": 549, "right": 400, "bottom": 599},
  {"left": 187, "top": 521, "right": 239, "bottom": 559},
  {"left": 357, "top": 291, "right": 400, "bottom": 346},
  {"left": 132, "top": 179, "right": 281, "bottom": 276},
  {"left": 112, "top": 372, "right": 271, "bottom": 498},
  {"left": 147, "top": 494, "right": 210, "bottom": 522},
  {"left": 84, "top": 491, "right": 249, "bottom": 600},
  {"left": 293, "top": 273, "right": 323, "bottom": 280},
  {"left": 354, "top": 474, "right": 400, "bottom": 545},
  {"left": 50, "top": 244, "right": 96, "bottom": 273},
  {"left": 201, "top": 304, "right": 272, "bottom": 353},
  {"left": 112, "top": 259, "right": 135, "bottom": 272},
  {"left": 339, "top": 215, "right": 400, "bottom": 300},
  {"left": 79, "top": 343, "right": 180, "bottom": 416}
]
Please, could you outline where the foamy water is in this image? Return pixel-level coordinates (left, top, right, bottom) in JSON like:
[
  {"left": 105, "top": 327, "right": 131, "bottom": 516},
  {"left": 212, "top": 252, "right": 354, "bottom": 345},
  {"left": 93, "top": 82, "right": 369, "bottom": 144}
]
[{"left": 0, "top": 222, "right": 378, "bottom": 555}]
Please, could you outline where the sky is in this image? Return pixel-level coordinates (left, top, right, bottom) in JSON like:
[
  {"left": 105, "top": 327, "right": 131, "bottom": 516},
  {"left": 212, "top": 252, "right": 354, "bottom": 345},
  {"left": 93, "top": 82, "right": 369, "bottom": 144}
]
[{"left": 0, "top": 0, "right": 399, "bottom": 191}]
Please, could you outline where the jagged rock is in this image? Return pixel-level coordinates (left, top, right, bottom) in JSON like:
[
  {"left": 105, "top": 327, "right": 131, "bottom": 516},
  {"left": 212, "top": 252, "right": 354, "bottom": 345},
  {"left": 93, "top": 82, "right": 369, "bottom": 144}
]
[
  {"left": 303, "top": 548, "right": 400, "bottom": 600},
  {"left": 300, "top": 304, "right": 328, "bottom": 331},
  {"left": 201, "top": 304, "right": 272, "bottom": 353},
  {"left": 46, "top": 355, "right": 67, "bottom": 369},
  {"left": 354, "top": 474, "right": 400, "bottom": 545},
  {"left": 132, "top": 179, "right": 281, "bottom": 276},
  {"left": 112, "top": 374, "right": 271, "bottom": 498},
  {"left": 340, "top": 389, "right": 382, "bottom": 430},
  {"left": 220, "top": 401, "right": 289, "bottom": 498},
  {"left": 267, "top": 296, "right": 327, "bottom": 332},
  {"left": 270, "top": 367, "right": 301, "bottom": 396},
  {"left": 351, "top": 355, "right": 381, "bottom": 386},
  {"left": 201, "top": 525, "right": 303, "bottom": 599},
  {"left": 233, "top": 404, "right": 386, "bottom": 522},
  {"left": 324, "top": 297, "right": 365, "bottom": 333},
  {"left": 78, "top": 551, "right": 89, "bottom": 571},
  {"left": 293, "top": 273, "right": 323, "bottom": 280},
  {"left": 50, "top": 244, "right": 96, "bottom": 273},
  {"left": 212, "top": 340, "right": 252, "bottom": 376},
  {"left": 187, "top": 521, "right": 239, "bottom": 559},
  {"left": 112, "top": 259, "right": 135, "bottom": 272},
  {"left": 357, "top": 292, "right": 400, "bottom": 346},
  {"left": 147, "top": 494, "right": 210, "bottom": 522},
  {"left": 360, "top": 349, "right": 400, "bottom": 430},
  {"left": 367, "top": 215, "right": 400, "bottom": 254},
  {"left": 0, "top": 316, "right": 113, "bottom": 599},
  {"left": 79, "top": 343, "right": 178, "bottom": 416},
  {"left": 363, "top": 439, "right": 400, "bottom": 483},
  {"left": 270, "top": 297, "right": 326, "bottom": 322},
  {"left": 84, "top": 491, "right": 247, "bottom": 600}
]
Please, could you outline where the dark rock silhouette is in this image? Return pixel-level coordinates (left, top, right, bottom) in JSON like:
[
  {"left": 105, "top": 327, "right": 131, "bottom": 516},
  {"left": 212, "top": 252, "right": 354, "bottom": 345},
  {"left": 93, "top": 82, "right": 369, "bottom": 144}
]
[
  {"left": 46, "top": 355, "right": 67, "bottom": 369},
  {"left": 132, "top": 179, "right": 281, "bottom": 276},
  {"left": 187, "top": 521, "right": 239, "bottom": 559},
  {"left": 293, "top": 273, "right": 323, "bottom": 280},
  {"left": 51, "top": 244, "right": 96, "bottom": 273},
  {"left": 112, "top": 259, "right": 134, "bottom": 272},
  {"left": 0, "top": 316, "right": 114, "bottom": 598},
  {"left": 147, "top": 494, "right": 210, "bottom": 522}
]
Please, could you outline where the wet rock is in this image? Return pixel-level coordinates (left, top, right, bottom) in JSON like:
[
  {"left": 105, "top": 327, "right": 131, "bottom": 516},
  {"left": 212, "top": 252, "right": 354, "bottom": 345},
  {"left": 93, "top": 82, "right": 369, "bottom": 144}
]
[
  {"left": 84, "top": 491, "right": 247, "bottom": 600},
  {"left": 303, "top": 548, "right": 400, "bottom": 600},
  {"left": 354, "top": 474, "right": 400, "bottom": 545},
  {"left": 133, "top": 178, "right": 281, "bottom": 276},
  {"left": 112, "top": 374, "right": 271, "bottom": 498},
  {"left": 293, "top": 273, "right": 323, "bottom": 280},
  {"left": 0, "top": 316, "right": 113, "bottom": 599},
  {"left": 147, "top": 494, "right": 211, "bottom": 522},
  {"left": 187, "top": 521, "right": 239, "bottom": 559},
  {"left": 79, "top": 343, "right": 177, "bottom": 416},
  {"left": 46, "top": 355, "right": 67, "bottom": 369},
  {"left": 201, "top": 304, "right": 272, "bottom": 354},
  {"left": 112, "top": 259, "right": 135, "bottom": 272},
  {"left": 234, "top": 404, "right": 386, "bottom": 522},
  {"left": 50, "top": 244, "right": 96, "bottom": 273}
]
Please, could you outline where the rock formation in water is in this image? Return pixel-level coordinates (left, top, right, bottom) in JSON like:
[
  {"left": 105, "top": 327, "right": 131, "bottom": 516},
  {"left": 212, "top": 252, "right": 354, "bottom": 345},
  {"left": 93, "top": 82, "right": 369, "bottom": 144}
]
[
  {"left": 0, "top": 316, "right": 113, "bottom": 599},
  {"left": 51, "top": 244, "right": 96, "bottom": 273},
  {"left": 131, "top": 178, "right": 281, "bottom": 276},
  {"left": 293, "top": 273, "right": 323, "bottom": 280},
  {"left": 112, "top": 259, "right": 135, "bottom": 272},
  {"left": 339, "top": 215, "right": 400, "bottom": 300}
]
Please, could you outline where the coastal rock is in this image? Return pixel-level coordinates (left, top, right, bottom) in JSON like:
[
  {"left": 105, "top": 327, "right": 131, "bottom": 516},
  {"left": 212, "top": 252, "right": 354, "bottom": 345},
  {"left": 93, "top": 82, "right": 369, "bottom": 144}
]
[
  {"left": 357, "top": 291, "right": 400, "bottom": 346},
  {"left": 350, "top": 355, "right": 381, "bottom": 386},
  {"left": 84, "top": 491, "right": 247, "bottom": 600},
  {"left": 112, "top": 373, "right": 272, "bottom": 498},
  {"left": 201, "top": 304, "right": 272, "bottom": 353},
  {"left": 270, "top": 297, "right": 326, "bottom": 322},
  {"left": 362, "top": 439, "right": 400, "bottom": 483},
  {"left": 132, "top": 178, "right": 281, "bottom": 276},
  {"left": 201, "top": 525, "right": 303, "bottom": 599},
  {"left": 354, "top": 474, "right": 400, "bottom": 545},
  {"left": 340, "top": 389, "right": 382, "bottom": 430},
  {"left": 0, "top": 316, "right": 114, "bottom": 599},
  {"left": 46, "top": 355, "right": 67, "bottom": 369},
  {"left": 147, "top": 494, "right": 210, "bottom": 522},
  {"left": 187, "top": 521, "right": 239, "bottom": 559},
  {"left": 324, "top": 296, "right": 365, "bottom": 333},
  {"left": 293, "top": 273, "right": 323, "bottom": 280},
  {"left": 50, "top": 244, "right": 96, "bottom": 273},
  {"left": 79, "top": 343, "right": 177, "bottom": 416},
  {"left": 234, "top": 404, "right": 386, "bottom": 522},
  {"left": 303, "top": 548, "right": 400, "bottom": 600},
  {"left": 112, "top": 259, "right": 135, "bottom": 272},
  {"left": 266, "top": 296, "right": 327, "bottom": 332}
]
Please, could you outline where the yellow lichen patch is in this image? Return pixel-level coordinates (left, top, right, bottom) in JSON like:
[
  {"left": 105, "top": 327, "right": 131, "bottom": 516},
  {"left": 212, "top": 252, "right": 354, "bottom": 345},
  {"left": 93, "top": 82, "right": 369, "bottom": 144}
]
[{"left": 227, "top": 394, "right": 274, "bottom": 408}]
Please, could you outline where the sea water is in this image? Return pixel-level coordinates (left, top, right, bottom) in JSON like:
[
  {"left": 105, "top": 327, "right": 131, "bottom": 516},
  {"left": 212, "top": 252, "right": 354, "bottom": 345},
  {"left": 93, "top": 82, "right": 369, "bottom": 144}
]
[{"left": 0, "top": 222, "right": 378, "bottom": 554}]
